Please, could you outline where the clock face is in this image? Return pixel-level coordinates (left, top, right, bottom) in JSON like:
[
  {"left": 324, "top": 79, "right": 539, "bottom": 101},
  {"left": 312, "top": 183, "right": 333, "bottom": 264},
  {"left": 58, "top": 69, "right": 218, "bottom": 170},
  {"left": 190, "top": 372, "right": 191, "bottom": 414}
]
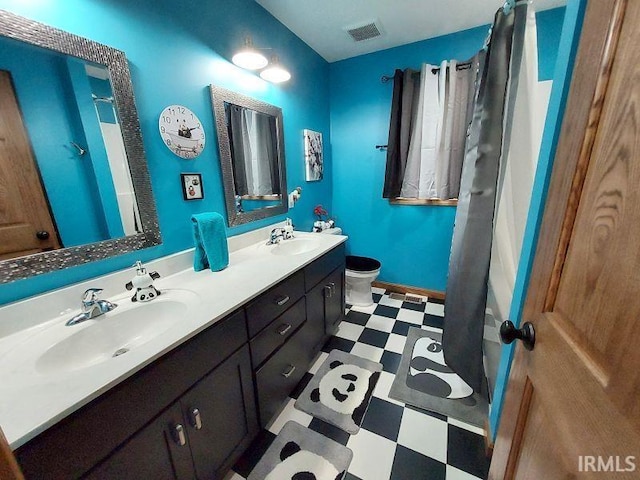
[{"left": 159, "top": 105, "right": 205, "bottom": 159}]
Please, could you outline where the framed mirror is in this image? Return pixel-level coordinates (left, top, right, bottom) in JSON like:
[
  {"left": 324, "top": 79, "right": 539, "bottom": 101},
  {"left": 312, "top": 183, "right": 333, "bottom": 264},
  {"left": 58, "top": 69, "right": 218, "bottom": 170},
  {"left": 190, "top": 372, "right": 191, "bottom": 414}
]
[
  {"left": 0, "top": 10, "right": 160, "bottom": 284},
  {"left": 210, "top": 85, "right": 287, "bottom": 227}
]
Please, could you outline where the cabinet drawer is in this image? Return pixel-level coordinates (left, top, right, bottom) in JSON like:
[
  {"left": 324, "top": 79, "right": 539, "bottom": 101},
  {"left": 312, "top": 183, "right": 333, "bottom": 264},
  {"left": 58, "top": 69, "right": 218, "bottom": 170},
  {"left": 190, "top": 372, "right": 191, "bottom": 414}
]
[
  {"left": 16, "top": 309, "right": 248, "bottom": 480},
  {"left": 255, "top": 324, "right": 309, "bottom": 427},
  {"left": 246, "top": 270, "right": 304, "bottom": 337},
  {"left": 250, "top": 297, "right": 306, "bottom": 367},
  {"left": 304, "top": 243, "right": 345, "bottom": 292}
]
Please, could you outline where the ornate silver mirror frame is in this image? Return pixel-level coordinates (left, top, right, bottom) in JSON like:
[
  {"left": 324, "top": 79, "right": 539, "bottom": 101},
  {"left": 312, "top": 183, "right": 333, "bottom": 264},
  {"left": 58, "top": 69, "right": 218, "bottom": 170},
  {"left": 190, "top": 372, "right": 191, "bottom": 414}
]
[
  {"left": 210, "top": 85, "right": 288, "bottom": 227},
  {"left": 0, "top": 10, "right": 160, "bottom": 284}
]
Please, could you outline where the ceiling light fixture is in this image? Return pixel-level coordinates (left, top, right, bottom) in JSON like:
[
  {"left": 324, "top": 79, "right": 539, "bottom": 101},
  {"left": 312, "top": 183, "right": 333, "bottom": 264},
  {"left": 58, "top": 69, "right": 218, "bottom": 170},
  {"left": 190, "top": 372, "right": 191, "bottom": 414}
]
[
  {"left": 260, "top": 56, "right": 291, "bottom": 83},
  {"left": 232, "top": 36, "right": 268, "bottom": 70}
]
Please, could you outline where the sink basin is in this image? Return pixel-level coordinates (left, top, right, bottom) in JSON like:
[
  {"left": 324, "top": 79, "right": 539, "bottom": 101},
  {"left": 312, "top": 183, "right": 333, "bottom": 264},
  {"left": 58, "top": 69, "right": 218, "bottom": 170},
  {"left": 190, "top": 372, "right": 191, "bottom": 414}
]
[
  {"left": 270, "top": 238, "right": 320, "bottom": 256},
  {"left": 31, "top": 289, "right": 198, "bottom": 375}
]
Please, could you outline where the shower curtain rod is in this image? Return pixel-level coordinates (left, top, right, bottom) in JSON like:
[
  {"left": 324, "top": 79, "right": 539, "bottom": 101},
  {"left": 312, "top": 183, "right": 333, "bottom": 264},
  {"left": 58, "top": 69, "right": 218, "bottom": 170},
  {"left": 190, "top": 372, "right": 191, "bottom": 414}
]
[{"left": 381, "top": 62, "right": 472, "bottom": 83}]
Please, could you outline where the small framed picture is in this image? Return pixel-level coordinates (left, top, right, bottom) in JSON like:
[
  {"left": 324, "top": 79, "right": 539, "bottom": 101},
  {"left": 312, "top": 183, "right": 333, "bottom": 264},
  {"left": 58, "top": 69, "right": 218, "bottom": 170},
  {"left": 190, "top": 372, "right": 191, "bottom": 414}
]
[
  {"left": 181, "top": 173, "right": 204, "bottom": 200},
  {"left": 304, "top": 129, "right": 323, "bottom": 182}
]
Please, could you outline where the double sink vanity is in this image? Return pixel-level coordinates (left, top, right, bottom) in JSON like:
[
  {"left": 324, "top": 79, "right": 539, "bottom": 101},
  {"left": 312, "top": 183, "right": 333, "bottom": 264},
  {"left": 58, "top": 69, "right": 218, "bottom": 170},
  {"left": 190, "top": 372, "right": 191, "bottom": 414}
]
[
  {"left": 0, "top": 9, "right": 341, "bottom": 479},
  {"left": 0, "top": 228, "right": 346, "bottom": 479}
]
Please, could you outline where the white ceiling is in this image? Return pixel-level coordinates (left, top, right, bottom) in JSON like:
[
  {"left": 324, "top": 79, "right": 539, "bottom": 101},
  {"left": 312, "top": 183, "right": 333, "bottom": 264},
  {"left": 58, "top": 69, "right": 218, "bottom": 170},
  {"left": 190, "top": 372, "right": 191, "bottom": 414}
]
[{"left": 255, "top": 0, "right": 566, "bottom": 62}]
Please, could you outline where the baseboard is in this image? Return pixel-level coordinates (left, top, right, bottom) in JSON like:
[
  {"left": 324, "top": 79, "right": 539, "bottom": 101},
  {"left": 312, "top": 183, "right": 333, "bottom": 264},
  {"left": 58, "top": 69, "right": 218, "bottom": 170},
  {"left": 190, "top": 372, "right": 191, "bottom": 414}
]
[{"left": 372, "top": 281, "right": 446, "bottom": 301}]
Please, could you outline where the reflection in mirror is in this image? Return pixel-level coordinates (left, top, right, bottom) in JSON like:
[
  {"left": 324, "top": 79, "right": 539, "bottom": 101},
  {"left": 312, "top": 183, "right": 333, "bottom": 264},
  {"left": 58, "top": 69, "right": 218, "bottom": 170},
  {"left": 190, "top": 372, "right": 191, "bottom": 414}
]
[
  {"left": 226, "top": 104, "right": 281, "bottom": 214},
  {"left": 0, "top": 10, "right": 159, "bottom": 283},
  {"left": 210, "top": 85, "right": 287, "bottom": 226}
]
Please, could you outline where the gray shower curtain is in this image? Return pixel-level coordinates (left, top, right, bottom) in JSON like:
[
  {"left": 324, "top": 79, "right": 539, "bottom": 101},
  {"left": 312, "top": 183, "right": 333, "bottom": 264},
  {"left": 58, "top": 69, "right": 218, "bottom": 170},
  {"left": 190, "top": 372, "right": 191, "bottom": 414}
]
[{"left": 442, "top": 5, "right": 527, "bottom": 393}]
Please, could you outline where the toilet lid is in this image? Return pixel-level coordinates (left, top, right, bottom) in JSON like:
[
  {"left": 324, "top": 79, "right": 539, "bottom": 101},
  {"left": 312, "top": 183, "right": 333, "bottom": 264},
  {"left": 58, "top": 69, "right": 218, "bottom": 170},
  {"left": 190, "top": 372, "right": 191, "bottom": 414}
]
[{"left": 346, "top": 255, "right": 381, "bottom": 272}]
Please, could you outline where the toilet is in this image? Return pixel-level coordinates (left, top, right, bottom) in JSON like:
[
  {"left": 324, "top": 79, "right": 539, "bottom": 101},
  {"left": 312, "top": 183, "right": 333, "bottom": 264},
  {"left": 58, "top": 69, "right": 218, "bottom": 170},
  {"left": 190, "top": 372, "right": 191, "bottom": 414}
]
[
  {"left": 314, "top": 227, "right": 381, "bottom": 307},
  {"left": 344, "top": 255, "right": 381, "bottom": 307}
]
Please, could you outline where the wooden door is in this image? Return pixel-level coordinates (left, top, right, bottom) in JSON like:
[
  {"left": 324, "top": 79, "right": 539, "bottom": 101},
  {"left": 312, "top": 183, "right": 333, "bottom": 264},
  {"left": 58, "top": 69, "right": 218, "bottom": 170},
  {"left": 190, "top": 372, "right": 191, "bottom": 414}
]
[
  {"left": 0, "top": 70, "right": 60, "bottom": 260},
  {"left": 489, "top": 0, "right": 640, "bottom": 478},
  {"left": 0, "top": 427, "right": 24, "bottom": 480}
]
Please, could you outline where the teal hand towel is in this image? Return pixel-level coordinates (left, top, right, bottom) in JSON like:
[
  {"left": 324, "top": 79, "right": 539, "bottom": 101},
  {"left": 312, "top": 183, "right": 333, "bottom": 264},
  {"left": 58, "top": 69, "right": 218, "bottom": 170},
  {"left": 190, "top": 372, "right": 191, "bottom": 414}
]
[{"left": 191, "top": 212, "right": 229, "bottom": 272}]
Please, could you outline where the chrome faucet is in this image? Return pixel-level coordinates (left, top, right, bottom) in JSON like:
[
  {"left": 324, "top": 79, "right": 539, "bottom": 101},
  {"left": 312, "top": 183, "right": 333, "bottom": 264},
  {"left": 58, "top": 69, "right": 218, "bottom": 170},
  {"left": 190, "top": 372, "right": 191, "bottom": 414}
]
[
  {"left": 66, "top": 288, "right": 117, "bottom": 326},
  {"left": 267, "top": 228, "right": 286, "bottom": 245}
]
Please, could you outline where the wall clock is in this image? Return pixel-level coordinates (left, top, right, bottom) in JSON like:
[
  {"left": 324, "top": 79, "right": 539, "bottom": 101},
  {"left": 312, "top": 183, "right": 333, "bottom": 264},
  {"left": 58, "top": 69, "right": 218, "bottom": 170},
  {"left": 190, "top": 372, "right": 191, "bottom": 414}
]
[{"left": 159, "top": 105, "right": 205, "bottom": 159}]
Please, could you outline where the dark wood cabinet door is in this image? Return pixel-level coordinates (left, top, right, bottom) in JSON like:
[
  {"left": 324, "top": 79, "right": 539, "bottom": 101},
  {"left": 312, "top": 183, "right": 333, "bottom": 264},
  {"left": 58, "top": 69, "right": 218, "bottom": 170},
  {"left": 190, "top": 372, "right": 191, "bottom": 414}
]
[
  {"left": 83, "top": 403, "right": 194, "bottom": 480},
  {"left": 305, "top": 282, "right": 328, "bottom": 353},
  {"left": 181, "top": 346, "right": 258, "bottom": 480},
  {"left": 324, "top": 267, "right": 345, "bottom": 336}
]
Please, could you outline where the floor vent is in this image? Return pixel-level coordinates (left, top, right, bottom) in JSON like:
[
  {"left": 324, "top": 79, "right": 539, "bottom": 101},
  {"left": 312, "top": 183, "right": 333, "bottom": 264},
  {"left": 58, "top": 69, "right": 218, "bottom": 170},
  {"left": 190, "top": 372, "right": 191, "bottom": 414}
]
[
  {"left": 388, "top": 292, "right": 406, "bottom": 301},
  {"left": 346, "top": 22, "right": 382, "bottom": 42},
  {"left": 405, "top": 294, "right": 424, "bottom": 305}
]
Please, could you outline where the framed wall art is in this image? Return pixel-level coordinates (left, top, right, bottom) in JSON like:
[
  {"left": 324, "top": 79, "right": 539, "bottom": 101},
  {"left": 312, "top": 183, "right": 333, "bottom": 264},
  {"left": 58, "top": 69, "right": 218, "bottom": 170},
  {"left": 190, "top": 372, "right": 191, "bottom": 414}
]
[
  {"left": 304, "top": 129, "right": 323, "bottom": 182},
  {"left": 181, "top": 173, "right": 204, "bottom": 200}
]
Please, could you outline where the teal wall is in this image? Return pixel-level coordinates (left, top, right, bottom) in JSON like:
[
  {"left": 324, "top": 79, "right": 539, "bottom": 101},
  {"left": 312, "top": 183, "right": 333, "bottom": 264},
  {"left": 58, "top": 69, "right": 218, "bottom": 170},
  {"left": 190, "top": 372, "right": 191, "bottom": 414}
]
[
  {"left": 0, "top": 0, "right": 332, "bottom": 305},
  {"left": 329, "top": 8, "right": 565, "bottom": 292},
  {"left": 489, "top": 0, "right": 586, "bottom": 440}
]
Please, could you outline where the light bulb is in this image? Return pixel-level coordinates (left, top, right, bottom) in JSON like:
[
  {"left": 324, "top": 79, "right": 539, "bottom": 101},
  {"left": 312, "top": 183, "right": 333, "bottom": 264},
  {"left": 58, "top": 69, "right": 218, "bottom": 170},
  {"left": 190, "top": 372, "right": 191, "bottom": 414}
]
[
  {"left": 232, "top": 37, "right": 268, "bottom": 70},
  {"left": 260, "top": 57, "right": 291, "bottom": 83}
]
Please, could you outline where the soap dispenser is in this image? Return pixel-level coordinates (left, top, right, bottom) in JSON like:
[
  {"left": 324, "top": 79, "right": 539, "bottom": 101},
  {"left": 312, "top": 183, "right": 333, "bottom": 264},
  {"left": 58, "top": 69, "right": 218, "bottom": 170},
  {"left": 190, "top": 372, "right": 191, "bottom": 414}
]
[
  {"left": 284, "top": 218, "right": 294, "bottom": 240},
  {"left": 125, "top": 261, "right": 161, "bottom": 302}
]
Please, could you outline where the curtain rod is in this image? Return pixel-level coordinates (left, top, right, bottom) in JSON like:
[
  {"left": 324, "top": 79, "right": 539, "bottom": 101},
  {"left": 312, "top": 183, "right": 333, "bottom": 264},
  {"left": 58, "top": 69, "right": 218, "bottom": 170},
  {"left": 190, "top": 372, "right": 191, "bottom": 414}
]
[{"left": 381, "top": 62, "right": 472, "bottom": 83}]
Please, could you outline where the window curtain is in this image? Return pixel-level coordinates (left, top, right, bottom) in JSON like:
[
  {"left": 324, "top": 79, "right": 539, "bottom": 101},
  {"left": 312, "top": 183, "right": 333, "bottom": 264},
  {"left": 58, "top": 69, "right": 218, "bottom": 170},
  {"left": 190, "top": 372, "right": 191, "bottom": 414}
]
[
  {"left": 382, "top": 68, "right": 420, "bottom": 198},
  {"left": 383, "top": 60, "right": 475, "bottom": 200},
  {"left": 442, "top": 4, "right": 527, "bottom": 393}
]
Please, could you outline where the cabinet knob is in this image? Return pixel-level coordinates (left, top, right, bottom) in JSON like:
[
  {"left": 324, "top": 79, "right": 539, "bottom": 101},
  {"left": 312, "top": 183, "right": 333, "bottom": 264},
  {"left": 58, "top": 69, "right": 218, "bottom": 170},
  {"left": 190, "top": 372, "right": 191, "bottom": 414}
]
[
  {"left": 275, "top": 295, "right": 290, "bottom": 306},
  {"left": 172, "top": 424, "right": 187, "bottom": 446},
  {"left": 281, "top": 364, "right": 296, "bottom": 378},
  {"left": 189, "top": 408, "right": 203, "bottom": 430},
  {"left": 36, "top": 230, "right": 50, "bottom": 240}
]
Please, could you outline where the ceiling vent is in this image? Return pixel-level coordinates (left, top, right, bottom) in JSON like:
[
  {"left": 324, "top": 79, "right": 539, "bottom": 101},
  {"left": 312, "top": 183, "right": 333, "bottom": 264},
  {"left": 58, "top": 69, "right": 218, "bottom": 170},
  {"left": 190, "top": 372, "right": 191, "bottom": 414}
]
[{"left": 346, "top": 21, "right": 382, "bottom": 42}]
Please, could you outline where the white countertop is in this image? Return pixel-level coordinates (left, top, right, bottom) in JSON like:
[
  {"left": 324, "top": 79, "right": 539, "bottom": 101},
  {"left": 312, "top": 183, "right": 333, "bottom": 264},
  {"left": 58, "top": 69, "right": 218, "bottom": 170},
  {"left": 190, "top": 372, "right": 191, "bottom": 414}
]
[{"left": 0, "top": 227, "right": 346, "bottom": 449}]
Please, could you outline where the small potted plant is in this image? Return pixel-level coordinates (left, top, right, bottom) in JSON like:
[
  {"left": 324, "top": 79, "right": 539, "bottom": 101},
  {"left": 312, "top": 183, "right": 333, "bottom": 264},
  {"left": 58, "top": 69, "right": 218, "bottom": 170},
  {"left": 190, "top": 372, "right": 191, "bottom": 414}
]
[{"left": 313, "top": 205, "right": 334, "bottom": 232}]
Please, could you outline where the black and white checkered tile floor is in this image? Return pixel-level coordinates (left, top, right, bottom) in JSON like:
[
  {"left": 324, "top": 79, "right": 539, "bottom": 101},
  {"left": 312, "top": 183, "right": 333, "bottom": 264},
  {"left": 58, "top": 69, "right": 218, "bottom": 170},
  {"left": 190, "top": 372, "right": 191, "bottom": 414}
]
[{"left": 228, "top": 287, "right": 491, "bottom": 480}]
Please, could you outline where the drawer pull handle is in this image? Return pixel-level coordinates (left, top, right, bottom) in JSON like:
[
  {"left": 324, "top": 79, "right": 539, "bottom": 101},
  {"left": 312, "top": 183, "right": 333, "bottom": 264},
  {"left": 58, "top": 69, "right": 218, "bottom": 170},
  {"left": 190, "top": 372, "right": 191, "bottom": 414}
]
[
  {"left": 277, "top": 323, "right": 292, "bottom": 336},
  {"left": 282, "top": 364, "right": 296, "bottom": 378},
  {"left": 324, "top": 285, "right": 332, "bottom": 298},
  {"left": 173, "top": 424, "right": 187, "bottom": 446},
  {"left": 275, "top": 295, "right": 290, "bottom": 306},
  {"left": 190, "top": 408, "right": 203, "bottom": 430},
  {"left": 329, "top": 282, "right": 336, "bottom": 296}
]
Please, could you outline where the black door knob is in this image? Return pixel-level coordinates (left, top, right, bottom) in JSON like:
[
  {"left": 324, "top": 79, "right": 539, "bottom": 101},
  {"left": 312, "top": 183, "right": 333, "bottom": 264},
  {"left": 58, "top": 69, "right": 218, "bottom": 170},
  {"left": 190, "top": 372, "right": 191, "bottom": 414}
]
[
  {"left": 36, "top": 230, "right": 50, "bottom": 240},
  {"left": 500, "top": 320, "right": 535, "bottom": 351}
]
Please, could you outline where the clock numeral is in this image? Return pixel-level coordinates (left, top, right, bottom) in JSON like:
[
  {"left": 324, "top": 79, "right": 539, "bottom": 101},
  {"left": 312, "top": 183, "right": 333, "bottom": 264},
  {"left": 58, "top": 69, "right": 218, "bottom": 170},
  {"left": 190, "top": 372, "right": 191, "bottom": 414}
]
[
  {"left": 166, "top": 139, "right": 172, "bottom": 146},
  {"left": 162, "top": 116, "right": 172, "bottom": 124},
  {"left": 179, "top": 107, "right": 185, "bottom": 114},
  {"left": 160, "top": 126, "right": 166, "bottom": 133}
]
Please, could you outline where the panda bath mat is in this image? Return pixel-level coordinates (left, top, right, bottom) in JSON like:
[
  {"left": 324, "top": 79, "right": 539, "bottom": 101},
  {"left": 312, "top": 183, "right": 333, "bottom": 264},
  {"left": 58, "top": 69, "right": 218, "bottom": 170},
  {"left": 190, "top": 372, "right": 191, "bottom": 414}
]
[
  {"left": 295, "top": 349, "right": 382, "bottom": 434},
  {"left": 247, "top": 421, "right": 352, "bottom": 480},
  {"left": 389, "top": 327, "right": 488, "bottom": 427}
]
